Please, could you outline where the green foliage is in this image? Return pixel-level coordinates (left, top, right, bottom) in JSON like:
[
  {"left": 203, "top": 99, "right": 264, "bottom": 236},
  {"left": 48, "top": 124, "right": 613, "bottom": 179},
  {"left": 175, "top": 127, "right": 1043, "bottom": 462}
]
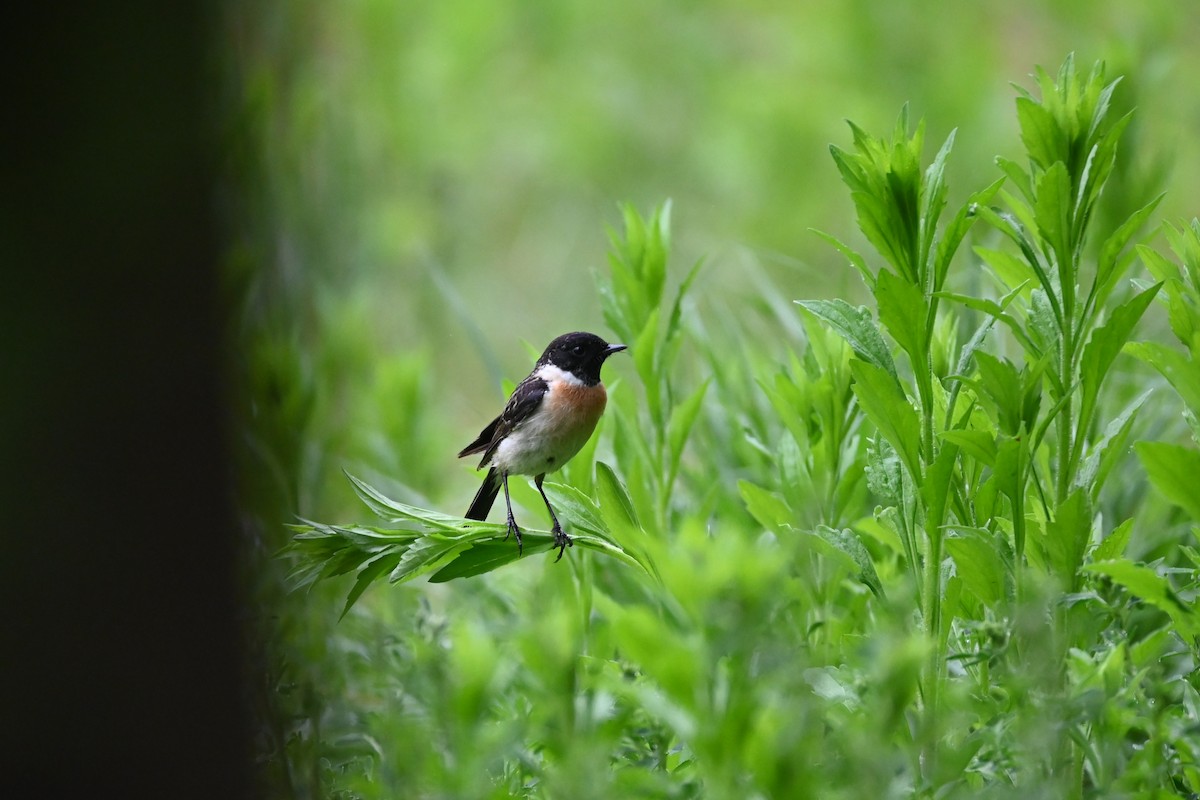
[{"left": 242, "top": 44, "right": 1200, "bottom": 800}]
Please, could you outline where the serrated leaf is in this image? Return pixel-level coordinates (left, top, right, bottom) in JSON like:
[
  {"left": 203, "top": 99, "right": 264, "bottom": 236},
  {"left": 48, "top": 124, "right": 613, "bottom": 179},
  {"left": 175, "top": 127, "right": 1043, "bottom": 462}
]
[
  {"left": 813, "top": 525, "right": 884, "bottom": 598},
  {"left": 1041, "top": 489, "right": 1091, "bottom": 591},
  {"left": 945, "top": 528, "right": 1006, "bottom": 606},
  {"left": 875, "top": 268, "right": 926, "bottom": 368},
  {"left": 850, "top": 359, "right": 923, "bottom": 484},
  {"left": 796, "top": 299, "right": 897, "bottom": 379},
  {"left": 1034, "top": 162, "right": 1073, "bottom": 272}
]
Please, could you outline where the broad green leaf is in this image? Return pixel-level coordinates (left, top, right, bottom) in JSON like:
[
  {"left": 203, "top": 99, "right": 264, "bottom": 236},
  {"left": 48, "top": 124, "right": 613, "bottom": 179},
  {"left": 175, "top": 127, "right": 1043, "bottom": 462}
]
[
  {"left": 1041, "top": 489, "right": 1091, "bottom": 591},
  {"left": 939, "top": 429, "right": 997, "bottom": 467},
  {"left": 797, "top": 299, "right": 897, "bottom": 379},
  {"left": 850, "top": 359, "right": 923, "bottom": 484},
  {"left": 875, "top": 268, "right": 926, "bottom": 368},
  {"left": 946, "top": 528, "right": 1006, "bottom": 606},
  {"left": 739, "top": 480, "right": 792, "bottom": 532},
  {"left": 1033, "top": 162, "right": 1073, "bottom": 275},
  {"left": 1135, "top": 442, "right": 1200, "bottom": 522},
  {"left": 973, "top": 352, "right": 1024, "bottom": 435},
  {"left": 427, "top": 540, "right": 528, "bottom": 583},
  {"left": 1016, "top": 96, "right": 1065, "bottom": 174}
]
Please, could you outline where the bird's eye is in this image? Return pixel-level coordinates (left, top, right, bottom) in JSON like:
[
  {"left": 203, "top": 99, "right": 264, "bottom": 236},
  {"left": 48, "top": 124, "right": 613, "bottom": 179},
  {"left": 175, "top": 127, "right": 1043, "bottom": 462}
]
[{"left": 571, "top": 345, "right": 585, "bottom": 356}]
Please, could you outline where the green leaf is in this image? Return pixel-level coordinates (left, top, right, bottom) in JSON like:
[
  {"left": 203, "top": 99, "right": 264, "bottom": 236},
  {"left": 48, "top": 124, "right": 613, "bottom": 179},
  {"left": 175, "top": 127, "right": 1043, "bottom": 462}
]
[
  {"left": 946, "top": 527, "right": 1007, "bottom": 606},
  {"left": 922, "top": 440, "right": 960, "bottom": 533},
  {"left": 812, "top": 525, "right": 885, "bottom": 598},
  {"left": 936, "top": 290, "right": 1040, "bottom": 356},
  {"left": 940, "top": 429, "right": 997, "bottom": 467},
  {"left": 345, "top": 472, "right": 469, "bottom": 530},
  {"left": 1135, "top": 442, "right": 1200, "bottom": 522},
  {"left": 1033, "top": 161, "right": 1073, "bottom": 273},
  {"left": 1085, "top": 559, "right": 1198, "bottom": 637},
  {"left": 1079, "top": 284, "right": 1161, "bottom": 433},
  {"left": 1074, "top": 390, "right": 1150, "bottom": 498},
  {"left": 796, "top": 299, "right": 897, "bottom": 379},
  {"left": 1126, "top": 341, "right": 1200, "bottom": 415},
  {"left": 995, "top": 156, "right": 1033, "bottom": 204},
  {"left": 1016, "top": 95, "right": 1065, "bottom": 174},
  {"left": 850, "top": 359, "right": 923, "bottom": 484},
  {"left": 739, "top": 480, "right": 792, "bottom": 532},
  {"left": 1041, "top": 489, "right": 1091, "bottom": 591},
  {"left": 1093, "top": 194, "right": 1164, "bottom": 307},
  {"left": 875, "top": 268, "right": 926, "bottom": 368},
  {"left": 972, "top": 352, "right": 1024, "bottom": 436},
  {"left": 596, "top": 460, "right": 641, "bottom": 534},
  {"left": 667, "top": 378, "right": 710, "bottom": 490},
  {"left": 975, "top": 246, "right": 1036, "bottom": 293},
  {"left": 1091, "top": 518, "right": 1132, "bottom": 563},
  {"left": 810, "top": 229, "right": 876, "bottom": 289},
  {"left": 933, "top": 178, "right": 1006, "bottom": 293},
  {"left": 390, "top": 534, "right": 473, "bottom": 584}
]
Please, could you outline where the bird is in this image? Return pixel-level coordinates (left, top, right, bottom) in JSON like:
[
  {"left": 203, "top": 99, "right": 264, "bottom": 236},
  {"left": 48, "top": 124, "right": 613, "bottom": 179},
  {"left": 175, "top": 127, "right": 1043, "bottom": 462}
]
[{"left": 458, "top": 331, "right": 627, "bottom": 561}]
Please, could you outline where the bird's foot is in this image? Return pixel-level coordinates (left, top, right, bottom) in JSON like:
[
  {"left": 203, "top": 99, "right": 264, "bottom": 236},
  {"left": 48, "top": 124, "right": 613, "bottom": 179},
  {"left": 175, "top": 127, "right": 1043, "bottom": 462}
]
[
  {"left": 552, "top": 524, "right": 573, "bottom": 563},
  {"left": 505, "top": 512, "right": 523, "bottom": 556}
]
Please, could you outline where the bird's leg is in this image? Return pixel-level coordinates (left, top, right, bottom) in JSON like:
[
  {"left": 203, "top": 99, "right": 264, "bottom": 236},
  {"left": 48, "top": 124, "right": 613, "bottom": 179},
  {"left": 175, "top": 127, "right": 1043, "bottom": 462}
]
[
  {"left": 501, "top": 473, "right": 522, "bottom": 555},
  {"left": 535, "top": 473, "right": 572, "bottom": 562}
]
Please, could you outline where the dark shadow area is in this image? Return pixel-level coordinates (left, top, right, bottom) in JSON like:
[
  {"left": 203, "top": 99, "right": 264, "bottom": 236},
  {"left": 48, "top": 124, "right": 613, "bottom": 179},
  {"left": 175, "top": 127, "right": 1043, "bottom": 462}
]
[{"left": 1, "top": 4, "right": 250, "bottom": 796}]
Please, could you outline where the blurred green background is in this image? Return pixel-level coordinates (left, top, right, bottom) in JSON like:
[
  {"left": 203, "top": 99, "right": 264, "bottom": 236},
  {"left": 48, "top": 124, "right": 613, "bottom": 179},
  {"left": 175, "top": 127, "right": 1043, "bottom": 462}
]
[
  {"left": 222, "top": 1, "right": 1200, "bottom": 795},
  {"left": 226, "top": 0, "right": 1199, "bottom": 509}
]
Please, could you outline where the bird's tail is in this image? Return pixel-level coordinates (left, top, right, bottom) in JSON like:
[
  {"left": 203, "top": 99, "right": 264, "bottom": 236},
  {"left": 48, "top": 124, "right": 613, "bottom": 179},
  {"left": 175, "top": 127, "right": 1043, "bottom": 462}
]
[{"left": 465, "top": 467, "right": 501, "bottom": 521}]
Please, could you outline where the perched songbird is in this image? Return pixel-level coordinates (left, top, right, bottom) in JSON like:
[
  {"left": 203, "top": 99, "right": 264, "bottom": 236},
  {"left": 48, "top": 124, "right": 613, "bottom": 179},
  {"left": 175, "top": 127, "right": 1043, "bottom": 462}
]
[{"left": 459, "top": 331, "right": 627, "bottom": 560}]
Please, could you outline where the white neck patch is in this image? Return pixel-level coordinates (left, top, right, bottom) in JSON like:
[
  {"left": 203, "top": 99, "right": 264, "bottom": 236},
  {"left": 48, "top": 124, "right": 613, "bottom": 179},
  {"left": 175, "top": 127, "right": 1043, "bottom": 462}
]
[{"left": 536, "top": 363, "right": 587, "bottom": 387}]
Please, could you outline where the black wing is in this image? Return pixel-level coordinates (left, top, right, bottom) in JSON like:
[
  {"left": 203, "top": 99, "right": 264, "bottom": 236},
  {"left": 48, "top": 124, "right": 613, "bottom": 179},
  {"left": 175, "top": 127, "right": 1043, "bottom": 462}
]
[{"left": 457, "top": 375, "right": 548, "bottom": 468}]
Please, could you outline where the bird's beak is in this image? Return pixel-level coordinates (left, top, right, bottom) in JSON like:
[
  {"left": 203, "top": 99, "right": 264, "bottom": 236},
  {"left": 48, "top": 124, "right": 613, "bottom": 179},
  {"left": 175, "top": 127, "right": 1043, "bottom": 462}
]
[{"left": 604, "top": 343, "right": 628, "bottom": 357}]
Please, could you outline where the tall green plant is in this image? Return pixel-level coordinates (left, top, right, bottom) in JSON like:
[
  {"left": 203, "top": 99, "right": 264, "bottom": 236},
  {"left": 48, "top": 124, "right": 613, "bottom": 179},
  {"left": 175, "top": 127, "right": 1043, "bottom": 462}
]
[{"left": 809, "top": 56, "right": 1169, "bottom": 786}]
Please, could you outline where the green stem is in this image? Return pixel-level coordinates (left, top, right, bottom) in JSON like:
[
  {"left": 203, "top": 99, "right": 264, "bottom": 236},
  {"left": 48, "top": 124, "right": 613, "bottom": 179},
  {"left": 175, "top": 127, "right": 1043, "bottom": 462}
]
[{"left": 922, "top": 513, "right": 943, "bottom": 781}]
